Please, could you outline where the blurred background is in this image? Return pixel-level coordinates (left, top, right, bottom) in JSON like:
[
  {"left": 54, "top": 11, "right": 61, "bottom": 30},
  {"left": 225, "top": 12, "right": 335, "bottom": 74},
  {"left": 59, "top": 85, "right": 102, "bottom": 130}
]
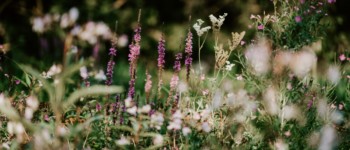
[{"left": 0, "top": 0, "right": 349, "bottom": 88}]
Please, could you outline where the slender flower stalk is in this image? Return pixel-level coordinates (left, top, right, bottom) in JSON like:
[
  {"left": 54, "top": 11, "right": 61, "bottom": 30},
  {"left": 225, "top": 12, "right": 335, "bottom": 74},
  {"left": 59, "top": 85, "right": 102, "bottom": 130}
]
[
  {"left": 145, "top": 70, "right": 152, "bottom": 103},
  {"left": 157, "top": 33, "right": 166, "bottom": 100},
  {"left": 184, "top": 30, "right": 193, "bottom": 82},
  {"left": 128, "top": 11, "right": 142, "bottom": 99},
  {"left": 105, "top": 47, "right": 116, "bottom": 86},
  {"left": 167, "top": 53, "right": 182, "bottom": 107}
]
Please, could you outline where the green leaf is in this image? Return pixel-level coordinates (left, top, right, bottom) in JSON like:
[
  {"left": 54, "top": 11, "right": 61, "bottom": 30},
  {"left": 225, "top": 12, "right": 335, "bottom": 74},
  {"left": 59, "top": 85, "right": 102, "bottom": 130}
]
[
  {"left": 63, "top": 85, "right": 123, "bottom": 110},
  {"left": 18, "top": 64, "right": 54, "bottom": 101}
]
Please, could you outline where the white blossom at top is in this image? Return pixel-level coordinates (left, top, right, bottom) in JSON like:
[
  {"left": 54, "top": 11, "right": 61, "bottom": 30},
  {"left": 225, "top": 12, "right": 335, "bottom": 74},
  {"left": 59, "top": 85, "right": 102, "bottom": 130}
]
[
  {"left": 80, "top": 66, "right": 89, "bottom": 79},
  {"left": 209, "top": 13, "right": 228, "bottom": 29},
  {"left": 193, "top": 19, "right": 211, "bottom": 36}
]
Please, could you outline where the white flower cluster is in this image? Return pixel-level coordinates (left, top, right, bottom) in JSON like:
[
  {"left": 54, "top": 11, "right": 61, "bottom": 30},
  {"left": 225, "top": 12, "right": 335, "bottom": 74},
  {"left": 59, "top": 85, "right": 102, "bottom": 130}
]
[
  {"left": 31, "top": 7, "right": 78, "bottom": 33},
  {"left": 72, "top": 21, "right": 112, "bottom": 45},
  {"left": 193, "top": 19, "right": 211, "bottom": 37},
  {"left": 42, "top": 64, "right": 62, "bottom": 78},
  {"left": 209, "top": 13, "right": 228, "bottom": 30},
  {"left": 225, "top": 61, "right": 235, "bottom": 71}
]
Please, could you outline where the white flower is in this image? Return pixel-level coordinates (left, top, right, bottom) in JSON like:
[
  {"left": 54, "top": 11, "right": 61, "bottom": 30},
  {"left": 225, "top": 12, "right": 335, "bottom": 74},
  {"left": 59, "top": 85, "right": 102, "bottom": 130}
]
[
  {"left": 153, "top": 134, "right": 164, "bottom": 145},
  {"left": 200, "top": 108, "right": 211, "bottom": 120},
  {"left": 68, "top": 7, "right": 79, "bottom": 23},
  {"left": 182, "top": 127, "right": 191, "bottom": 136},
  {"left": 202, "top": 122, "right": 211, "bottom": 133},
  {"left": 44, "top": 64, "right": 62, "bottom": 78},
  {"left": 290, "top": 50, "right": 317, "bottom": 78},
  {"left": 167, "top": 119, "right": 182, "bottom": 130},
  {"left": 193, "top": 19, "right": 211, "bottom": 36},
  {"left": 118, "top": 34, "right": 129, "bottom": 47},
  {"left": 319, "top": 125, "right": 336, "bottom": 150},
  {"left": 150, "top": 112, "right": 164, "bottom": 130},
  {"left": 138, "top": 104, "right": 151, "bottom": 114},
  {"left": 80, "top": 66, "right": 88, "bottom": 79},
  {"left": 192, "top": 112, "right": 201, "bottom": 120},
  {"left": 116, "top": 136, "right": 130, "bottom": 145},
  {"left": 209, "top": 13, "right": 228, "bottom": 29},
  {"left": 60, "top": 13, "right": 70, "bottom": 28},
  {"left": 26, "top": 95, "right": 39, "bottom": 110},
  {"left": 245, "top": 39, "right": 271, "bottom": 75},
  {"left": 326, "top": 65, "right": 341, "bottom": 84},
  {"left": 94, "top": 70, "right": 107, "bottom": 80},
  {"left": 32, "top": 17, "right": 45, "bottom": 33},
  {"left": 172, "top": 110, "right": 183, "bottom": 119},
  {"left": 225, "top": 61, "right": 235, "bottom": 71},
  {"left": 7, "top": 122, "right": 25, "bottom": 135},
  {"left": 57, "top": 125, "right": 67, "bottom": 136},
  {"left": 127, "top": 106, "right": 137, "bottom": 116},
  {"left": 25, "top": 108, "right": 34, "bottom": 120}
]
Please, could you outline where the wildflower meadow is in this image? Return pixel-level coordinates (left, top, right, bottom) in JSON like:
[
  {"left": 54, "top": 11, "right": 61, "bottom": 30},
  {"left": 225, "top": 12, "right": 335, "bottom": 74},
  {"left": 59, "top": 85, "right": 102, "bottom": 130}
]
[{"left": 0, "top": 0, "right": 349, "bottom": 149}]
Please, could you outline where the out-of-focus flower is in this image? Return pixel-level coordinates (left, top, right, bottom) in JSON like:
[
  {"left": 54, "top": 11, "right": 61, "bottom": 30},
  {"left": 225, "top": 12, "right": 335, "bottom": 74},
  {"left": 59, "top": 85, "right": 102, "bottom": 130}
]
[
  {"left": 26, "top": 96, "right": 39, "bottom": 110},
  {"left": 290, "top": 50, "right": 317, "bottom": 78},
  {"left": 327, "top": 0, "right": 336, "bottom": 4},
  {"left": 182, "top": 127, "right": 191, "bottom": 136},
  {"left": 150, "top": 112, "right": 164, "bottom": 130},
  {"left": 339, "top": 54, "right": 346, "bottom": 61},
  {"left": 145, "top": 72, "right": 152, "bottom": 94},
  {"left": 127, "top": 106, "right": 137, "bottom": 116},
  {"left": 116, "top": 136, "right": 130, "bottom": 145},
  {"left": 138, "top": 105, "right": 151, "bottom": 114},
  {"left": 257, "top": 24, "right": 264, "bottom": 30},
  {"left": 94, "top": 70, "right": 106, "bottom": 80},
  {"left": 32, "top": 17, "right": 45, "bottom": 33},
  {"left": 245, "top": 39, "right": 271, "bottom": 75},
  {"left": 319, "top": 125, "right": 336, "bottom": 150},
  {"left": 153, "top": 134, "right": 163, "bottom": 145},
  {"left": 117, "top": 34, "right": 129, "bottom": 47},
  {"left": 326, "top": 65, "right": 341, "bottom": 84},
  {"left": 42, "top": 64, "right": 62, "bottom": 78},
  {"left": 295, "top": 16, "right": 302, "bottom": 22},
  {"left": 202, "top": 122, "right": 211, "bottom": 133},
  {"left": 80, "top": 66, "right": 88, "bottom": 79}
]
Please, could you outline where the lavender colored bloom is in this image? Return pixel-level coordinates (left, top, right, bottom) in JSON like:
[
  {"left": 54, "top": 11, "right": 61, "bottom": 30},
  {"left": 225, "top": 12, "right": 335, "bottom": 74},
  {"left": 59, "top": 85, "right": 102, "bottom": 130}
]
[
  {"left": 109, "top": 48, "right": 117, "bottom": 56},
  {"left": 157, "top": 34, "right": 166, "bottom": 69},
  {"left": 128, "top": 45, "right": 141, "bottom": 62},
  {"left": 307, "top": 100, "right": 313, "bottom": 109},
  {"left": 133, "top": 26, "right": 141, "bottom": 43},
  {"left": 128, "top": 25, "right": 142, "bottom": 100},
  {"left": 257, "top": 24, "right": 264, "bottom": 30},
  {"left": 184, "top": 31, "right": 193, "bottom": 81},
  {"left": 173, "top": 53, "right": 182, "bottom": 73},
  {"left": 96, "top": 103, "right": 102, "bottom": 112},
  {"left": 105, "top": 60, "right": 115, "bottom": 86},
  {"left": 295, "top": 16, "right": 302, "bottom": 23},
  {"left": 128, "top": 78, "right": 136, "bottom": 98}
]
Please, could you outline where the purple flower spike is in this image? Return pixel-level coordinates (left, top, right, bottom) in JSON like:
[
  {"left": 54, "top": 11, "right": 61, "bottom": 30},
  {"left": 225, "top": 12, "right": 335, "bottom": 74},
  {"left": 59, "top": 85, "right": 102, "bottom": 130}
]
[
  {"left": 184, "top": 30, "right": 193, "bottom": 81},
  {"left": 174, "top": 53, "right": 182, "bottom": 73},
  {"left": 109, "top": 48, "right": 117, "bottom": 56},
  {"left": 157, "top": 34, "right": 166, "bottom": 69}
]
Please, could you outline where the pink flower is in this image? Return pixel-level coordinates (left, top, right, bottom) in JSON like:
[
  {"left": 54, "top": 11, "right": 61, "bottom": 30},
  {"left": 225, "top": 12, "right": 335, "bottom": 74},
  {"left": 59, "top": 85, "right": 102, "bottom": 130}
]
[
  {"left": 240, "top": 41, "right": 246, "bottom": 45},
  {"left": 300, "top": 0, "right": 305, "bottom": 4},
  {"left": 295, "top": 16, "right": 302, "bottom": 23},
  {"left": 257, "top": 24, "right": 264, "bottom": 30},
  {"left": 328, "top": 0, "right": 336, "bottom": 4},
  {"left": 339, "top": 54, "right": 346, "bottom": 61}
]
